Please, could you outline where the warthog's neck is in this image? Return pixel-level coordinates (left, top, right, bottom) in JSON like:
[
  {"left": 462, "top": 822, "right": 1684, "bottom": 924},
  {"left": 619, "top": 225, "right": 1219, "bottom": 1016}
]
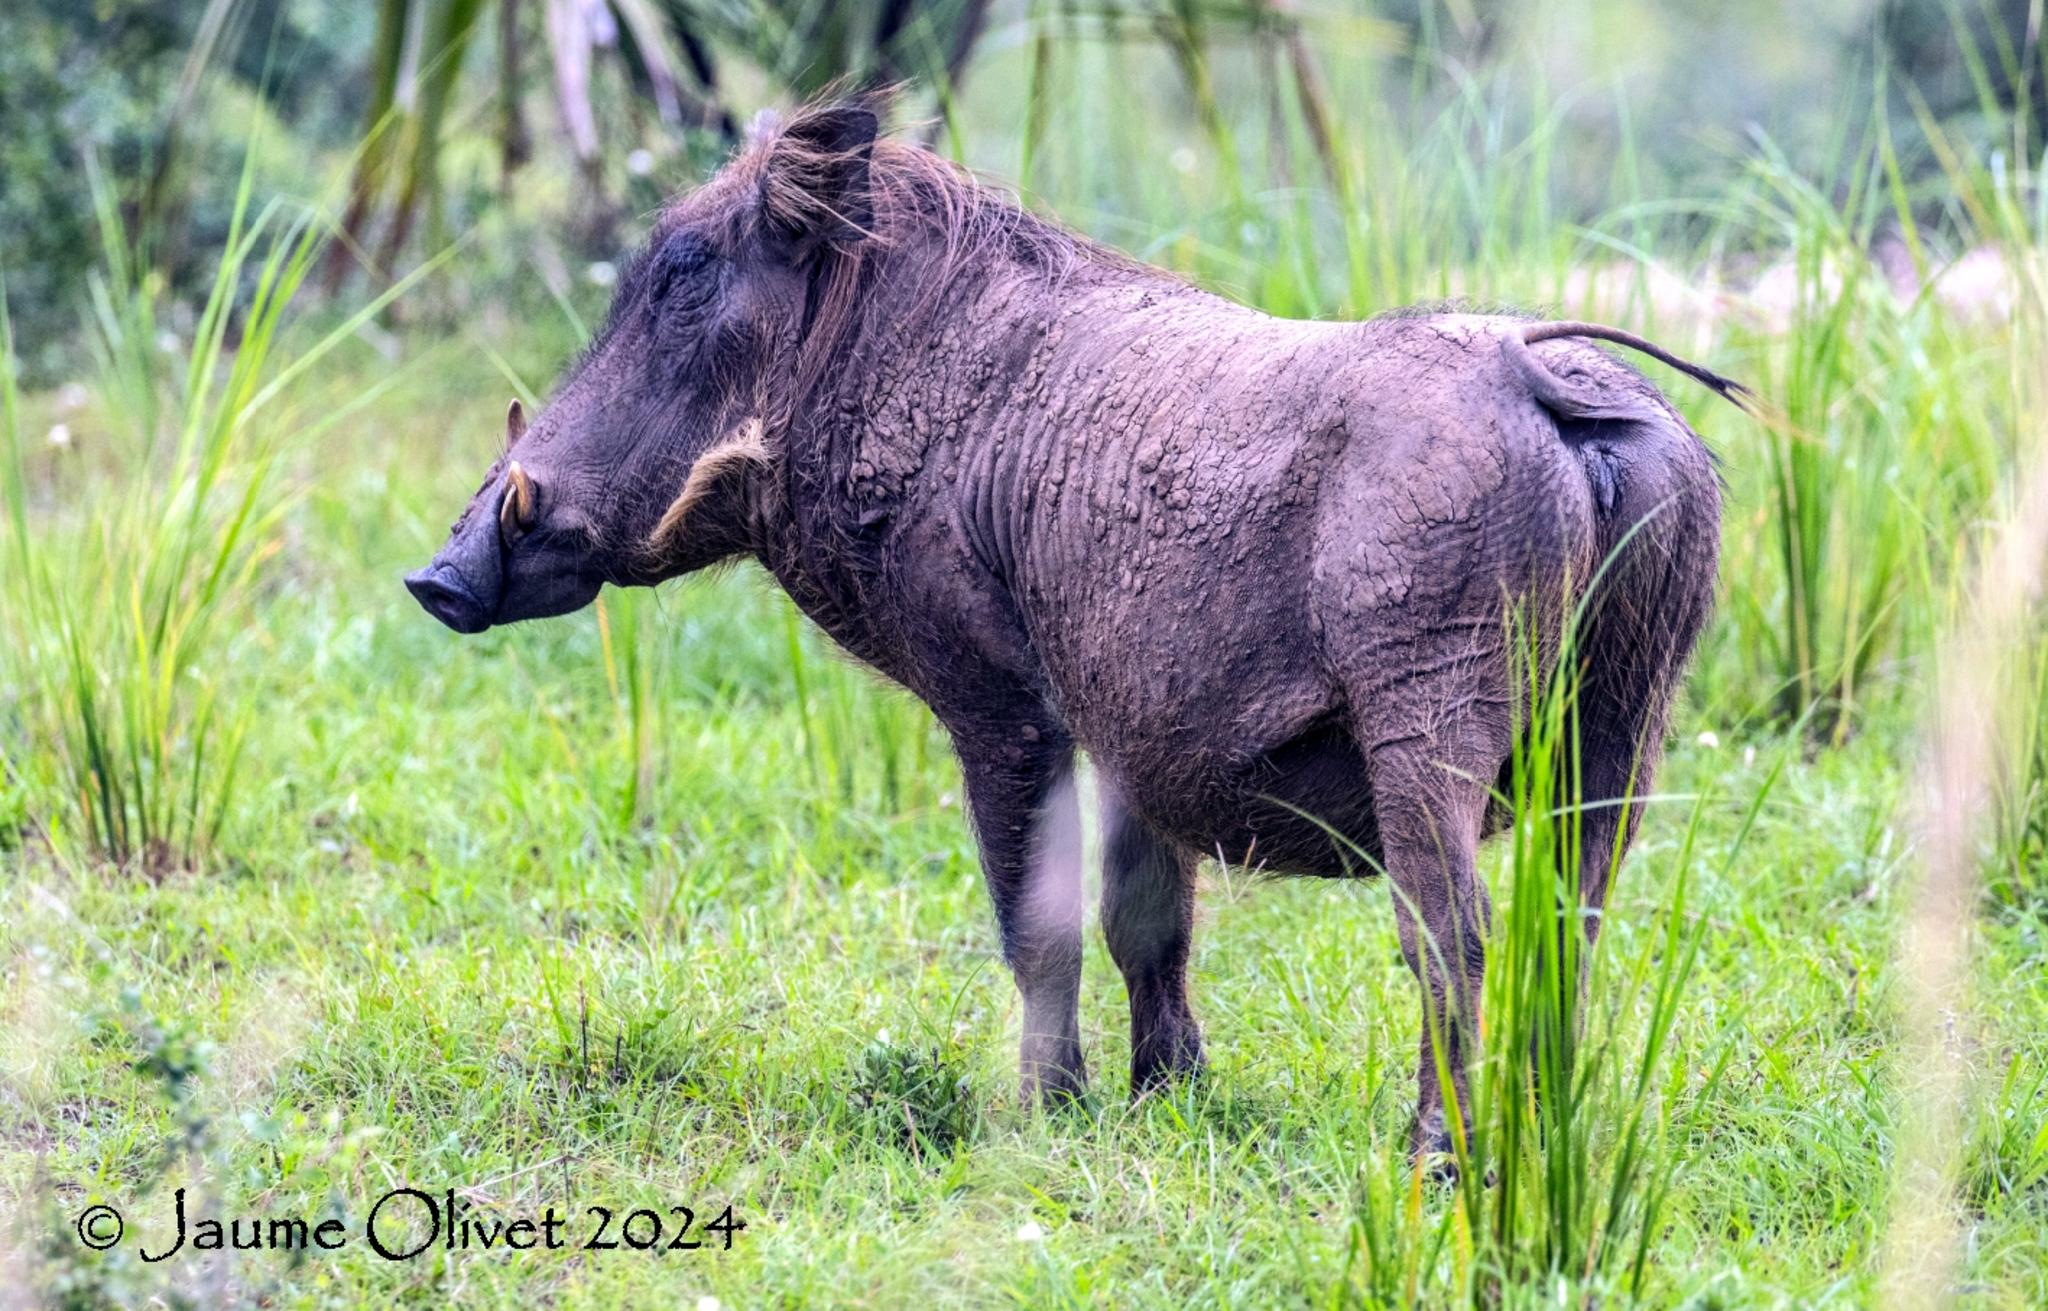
[{"left": 749, "top": 244, "right": 1138, "bottom": 673}]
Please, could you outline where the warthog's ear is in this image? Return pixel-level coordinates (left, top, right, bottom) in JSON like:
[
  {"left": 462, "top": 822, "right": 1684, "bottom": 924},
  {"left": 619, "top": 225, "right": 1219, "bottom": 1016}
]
[
  {"left": 762, "top": 103, "right": 879, "bottom": 248},
  {"left": 648, "top": 419, "right": 772, "bottom": 552}
]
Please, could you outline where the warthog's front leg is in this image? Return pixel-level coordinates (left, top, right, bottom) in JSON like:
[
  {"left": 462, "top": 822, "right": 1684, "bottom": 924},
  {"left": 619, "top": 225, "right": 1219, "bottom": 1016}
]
[
  {"left": 1099, "top": 791, "right": 1204, "bottom": 1093},
  {"left": 954, "top": 732, "right": 1088, "bottom": 1104}
]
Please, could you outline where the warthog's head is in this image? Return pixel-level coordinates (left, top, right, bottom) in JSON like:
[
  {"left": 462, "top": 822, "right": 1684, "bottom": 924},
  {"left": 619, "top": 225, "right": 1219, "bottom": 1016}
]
[{"left": 406, "top": 102, "right": 881, "bottom": 633}]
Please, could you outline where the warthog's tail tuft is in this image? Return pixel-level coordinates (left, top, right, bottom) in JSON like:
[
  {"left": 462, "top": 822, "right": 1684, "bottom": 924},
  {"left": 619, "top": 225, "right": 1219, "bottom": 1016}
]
[{"left": 1505, "top": 320, "right": 1753, "bottom": 417}]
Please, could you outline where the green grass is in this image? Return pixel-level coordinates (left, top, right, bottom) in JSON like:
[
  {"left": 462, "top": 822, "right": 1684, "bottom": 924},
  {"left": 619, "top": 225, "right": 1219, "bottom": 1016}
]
[
  {"left": 3, "top": 332, "right": 2042, "bottom": 1308},
  {"left": 4, "top": 543, "right": 2041, "bottom": 1306},
  {"left": 6, "top": 29, "right": 2048, "bottom": 1310}
]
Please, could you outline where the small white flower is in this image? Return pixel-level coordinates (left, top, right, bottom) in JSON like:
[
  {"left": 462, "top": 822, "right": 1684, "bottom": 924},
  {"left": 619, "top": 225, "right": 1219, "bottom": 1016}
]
[
  {"left": 1743, "top": 746, "right": 1756, "bottom": 767},
  {"left": 695, "top": 1297, "right": 723, "bottom": 1311},
  {"left": 587, "top": 261, "right": 617, "bottom": 288},
  {"left": 45, "top": 423, "right": 71, "bottom": 448},
  {"left": 1016, "top": 1221, "right": 1045, "bottom": 1243},
  {"left": 876, "top": 1028, "right": 891, "bottom": 1044},
  {"left": 939, "top": 791, "right": 956, "bottom": 809},
  {"left": 56, "top": 382, "right": 88, "bottom": 412},
  {"left": 627, "top": 148, "right": 655, "bottom": 177},
  {"left": 1694, "top": 730, "right": 1721, "bottom": 750},
  {"left": 1169, "top": 147, "right": 1198, "bottom": 174},
  {"left": 156, "top": 330, "right": 181, "bottom": 355}
]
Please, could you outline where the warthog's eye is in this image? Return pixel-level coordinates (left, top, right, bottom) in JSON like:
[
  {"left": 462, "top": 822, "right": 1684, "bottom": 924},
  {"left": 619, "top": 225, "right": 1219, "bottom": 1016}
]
[{"left": 649, "top": 231, "right": 717, "bottom": 315}]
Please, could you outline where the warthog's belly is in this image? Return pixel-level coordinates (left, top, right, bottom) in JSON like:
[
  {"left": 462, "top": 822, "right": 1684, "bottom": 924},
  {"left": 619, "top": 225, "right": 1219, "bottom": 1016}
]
[{"left": 1121, "top": 717, "right": 1383, "bottom": 879}]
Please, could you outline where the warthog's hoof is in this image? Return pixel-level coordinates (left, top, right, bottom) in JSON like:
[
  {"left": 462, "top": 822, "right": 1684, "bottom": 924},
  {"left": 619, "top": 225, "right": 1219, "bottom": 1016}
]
[
  {"left": 1410, "top": 1110, "right": 1462, "bottom": 1185},
  {"left": 1021, "top": 1043, "right": 1090, "bottom": 1109},
  {"left": 1409, "top": 1114, "right": 1497, "bottom": 1187},
  {"left": 1130, "top": 1022, "right": 1206, "bottom": 1098}
]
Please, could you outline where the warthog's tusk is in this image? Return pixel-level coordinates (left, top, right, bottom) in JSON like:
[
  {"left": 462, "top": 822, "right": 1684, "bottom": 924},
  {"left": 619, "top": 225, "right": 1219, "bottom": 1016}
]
[{"left": 500, "top": 460, "right": 536, "bottom": 539}]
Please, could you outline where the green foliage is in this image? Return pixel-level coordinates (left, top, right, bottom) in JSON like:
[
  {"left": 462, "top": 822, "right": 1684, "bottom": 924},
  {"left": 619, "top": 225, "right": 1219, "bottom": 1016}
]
[
  {"left": 0, "top": 2, "right": 194, "bottom": 373},
  {"left": 0, "top": 143, "right": 435, "bottom": 868},
  {"left": 4, "top": 5, "right": 2048, "bottom": 1307},
  {"left": 0, "top": 1, "right": 373, "bottom": 375}
]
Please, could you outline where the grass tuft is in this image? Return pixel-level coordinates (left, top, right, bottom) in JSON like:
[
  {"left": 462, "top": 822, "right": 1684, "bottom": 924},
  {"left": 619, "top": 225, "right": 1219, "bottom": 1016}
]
[{"left": 849, "top": 1038, "right": 980, "bottom": 1160}]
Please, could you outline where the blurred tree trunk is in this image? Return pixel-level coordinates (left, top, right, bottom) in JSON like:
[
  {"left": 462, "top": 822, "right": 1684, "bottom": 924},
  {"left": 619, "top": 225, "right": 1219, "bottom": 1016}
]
[
  {"left": 871, "top": 0, "right": 917, "bottom": 84},
  {"left": 669, "top": 14, "right": 738, "bottom": 140},
  {"left": 939, "top": 0, "right": 991, "bottom": 97},
  {"left": 324, "top": 0, "right": 412, "bottom": 292},
  {"left": 1264, "top": 0, "right": 1345, "bottom": 201},
  {"left": 498, "top": 0, "right": 533, "bottom": 194},
  {"left": 138, "top": 0, "right": 243, "bottom": 273},
  {"left": 546, "top": 0, "right": 619, "bottom": 247},
  {"left": 377, "top": 0, "right": 489, "bottom": 272}
]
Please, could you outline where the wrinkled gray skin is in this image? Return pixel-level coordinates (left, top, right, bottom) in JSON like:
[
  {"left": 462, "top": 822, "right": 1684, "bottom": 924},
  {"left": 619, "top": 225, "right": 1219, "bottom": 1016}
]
[{"left": 409, "top": 103, "right": 1728, "bottom": 1162}]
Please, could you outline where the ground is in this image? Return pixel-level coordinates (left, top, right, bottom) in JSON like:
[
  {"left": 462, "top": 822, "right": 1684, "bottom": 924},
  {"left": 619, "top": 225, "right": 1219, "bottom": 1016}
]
[{"left": 3, "top": 322, "right": 2044, "bottom": 1309}]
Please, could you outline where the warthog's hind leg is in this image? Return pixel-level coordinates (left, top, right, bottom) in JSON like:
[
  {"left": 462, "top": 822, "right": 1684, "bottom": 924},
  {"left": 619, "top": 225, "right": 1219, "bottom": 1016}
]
[
  {"left": 1099, "top": 790, "right": 1205, "bottom": 1094},
  {"left": 1366, "top": 736, "right": 1500, "bottom": 1171}
]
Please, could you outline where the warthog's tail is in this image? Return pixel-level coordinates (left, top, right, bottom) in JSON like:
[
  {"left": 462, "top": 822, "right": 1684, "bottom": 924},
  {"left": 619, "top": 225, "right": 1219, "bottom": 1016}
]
[
  {"left": 1504, "top": 319, "right": 1753, "bottom": 417},
  {"left": 1491, "top": 319, "right": 1728, "bottom": 897}
]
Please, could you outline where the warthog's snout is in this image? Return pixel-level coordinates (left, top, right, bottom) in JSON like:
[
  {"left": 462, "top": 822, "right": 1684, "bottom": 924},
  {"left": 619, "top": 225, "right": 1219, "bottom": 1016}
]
[
  {"left": 407, "top": 446, "right": 607, "bottom": 631},
  {"left": 406, "top": 501, "right": 504, "bottom": 633},
  {"left": 404, "top": 562, "right": 491, "bottom": 633}
]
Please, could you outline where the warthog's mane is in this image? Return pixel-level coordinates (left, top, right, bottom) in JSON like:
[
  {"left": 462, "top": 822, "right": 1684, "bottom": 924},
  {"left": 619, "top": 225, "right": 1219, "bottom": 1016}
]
[{"left": 657, "top": 95, "right": 1134, "bottom": 425}]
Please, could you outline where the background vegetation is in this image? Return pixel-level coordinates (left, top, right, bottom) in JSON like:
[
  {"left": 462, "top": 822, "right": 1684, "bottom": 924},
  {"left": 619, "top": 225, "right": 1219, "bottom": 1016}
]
[{"left": 4, "top": 0, "right": 2047, "bottom": 1306}]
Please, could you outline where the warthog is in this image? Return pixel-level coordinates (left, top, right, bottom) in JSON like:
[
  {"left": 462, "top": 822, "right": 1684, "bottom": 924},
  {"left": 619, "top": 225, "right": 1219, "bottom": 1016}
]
[{"left": 407, "top": 98, "right": 1745, "bottom": 1160}]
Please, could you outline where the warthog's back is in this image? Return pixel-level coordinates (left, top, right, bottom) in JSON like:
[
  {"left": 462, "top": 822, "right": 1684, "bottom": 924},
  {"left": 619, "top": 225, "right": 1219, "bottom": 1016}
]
[{"left": 978, "top": 294, "right": 1716, "bottom": 872}]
